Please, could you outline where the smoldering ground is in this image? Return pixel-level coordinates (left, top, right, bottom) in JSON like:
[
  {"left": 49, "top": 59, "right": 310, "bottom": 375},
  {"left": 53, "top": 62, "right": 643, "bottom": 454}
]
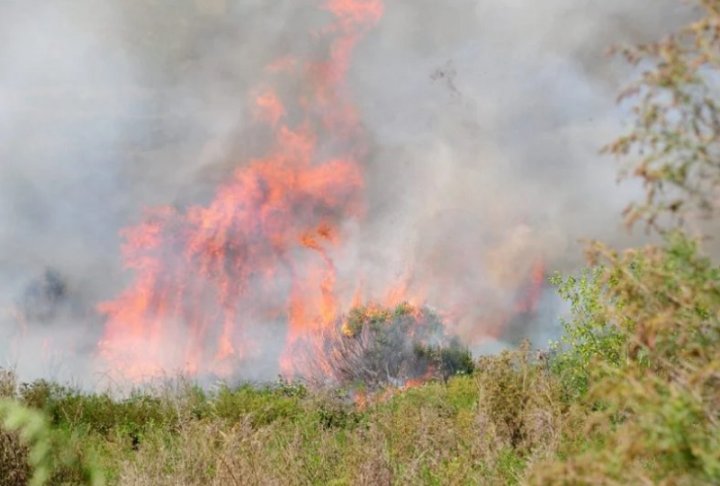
[{"left": 0, "top": 0, "right": 696, "bottom": 385}]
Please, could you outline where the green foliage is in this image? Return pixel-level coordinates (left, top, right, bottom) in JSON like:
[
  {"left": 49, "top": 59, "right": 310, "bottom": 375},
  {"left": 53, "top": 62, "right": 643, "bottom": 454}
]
[
  {"left": 18, "top": 380, "right": 182, "bottom": 451},
  {"left": 0, "top": 399, "right": 105, "bottom": 486},
  {"left": 5, "top": 234, "right": 715, "bottom": 484},
  {"left": 0, "top": 359, "right": 562, "bottom": 485},
  {"left": 0, "top": 400, "right": 48, "bottom": 486},
  {"left": 534, "top": 233, "right": 720, "bottom": 484},
  {"left": 577, "top": 7, "right": 720, "bottom": 478},
  {"left": 549, "top": 269, "right": 626, "bottom": 399},
  {"left": 4, "top": 6, "right": 720, "bottom": 482},
  {"left": 213, "top": 383, "right": 305, "bottom": 427}
]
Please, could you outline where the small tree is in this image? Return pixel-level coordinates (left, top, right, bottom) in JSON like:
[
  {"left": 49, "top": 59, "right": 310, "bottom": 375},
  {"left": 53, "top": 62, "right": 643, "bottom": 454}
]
[
  {"left": 532, "top": 4, "right": 720, "bottom": 482},
  {"left": 306, "top": 303, "right": 473, "bottom": 390},
  {"left": 607, "top": 0, "right": 720, "bottom": 231}
]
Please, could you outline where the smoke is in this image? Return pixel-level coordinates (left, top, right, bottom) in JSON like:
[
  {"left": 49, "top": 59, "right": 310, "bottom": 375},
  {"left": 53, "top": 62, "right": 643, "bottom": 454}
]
[
  {"left": 0, "top": 0, "right": 696, "bottom": 384},
  {"left": 337, "top": 0, "right": 696, "bottom": 348}
]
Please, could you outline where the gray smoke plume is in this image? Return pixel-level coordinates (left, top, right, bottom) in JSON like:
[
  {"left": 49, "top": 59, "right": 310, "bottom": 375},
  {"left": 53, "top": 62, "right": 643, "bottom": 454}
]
[{"left": 0, "top": 0, "right": 697, "bottom": 385}]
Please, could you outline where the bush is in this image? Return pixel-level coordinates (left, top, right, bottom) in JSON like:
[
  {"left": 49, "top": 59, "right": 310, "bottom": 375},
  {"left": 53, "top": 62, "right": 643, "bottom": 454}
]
[
  {"left": 0, "top": 399, "right": 104, "bottom": 486},
  {"left": 213, "top": 383, "right": 305, "bottom": 427},
  {"left": 533, "top": 233, "right": 720, "bottom": 484},
  {"left": 606, "top": 0, "right": 720, "bottom": 229},
  {"left": 476, "top": 342, "right": 563, "bottom": 452},
  {"left": 304, "top": 303, "right": 474, "bottom": 390}
]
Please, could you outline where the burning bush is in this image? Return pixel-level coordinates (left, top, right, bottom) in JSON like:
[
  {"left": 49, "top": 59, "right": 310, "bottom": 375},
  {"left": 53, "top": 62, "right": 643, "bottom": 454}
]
[{"left": 305, "top": 303, "right": 474, "bottom": 389}]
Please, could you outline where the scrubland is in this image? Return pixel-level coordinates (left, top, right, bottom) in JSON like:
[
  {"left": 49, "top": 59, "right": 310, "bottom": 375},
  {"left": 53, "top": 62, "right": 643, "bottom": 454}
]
[
  {"left": 4, "top": 1, "right": 720, "bottom": 484},
  {"left": 1, "top": 233, "right": 719, "bottom": 485}
]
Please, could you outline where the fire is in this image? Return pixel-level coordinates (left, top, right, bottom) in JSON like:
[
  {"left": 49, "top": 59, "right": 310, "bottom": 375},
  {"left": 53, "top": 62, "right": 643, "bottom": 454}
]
[
  {"left": 96, "top": 0, "right": 547, "bottom": 384},
  {"left": 98, "top": 0, "right": 384, "bottom": 381},
  {"left": 515, "top": 259, "right": 546, "bottom": 314}
]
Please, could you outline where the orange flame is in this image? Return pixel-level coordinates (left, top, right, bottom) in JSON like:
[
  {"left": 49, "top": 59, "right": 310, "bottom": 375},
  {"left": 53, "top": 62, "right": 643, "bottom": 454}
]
[
  {"left": 96, "top": 0, "right": 547, "bottom": 385},
  {"left": 98, "top": 0, "right": 383, "bottom": 381}
]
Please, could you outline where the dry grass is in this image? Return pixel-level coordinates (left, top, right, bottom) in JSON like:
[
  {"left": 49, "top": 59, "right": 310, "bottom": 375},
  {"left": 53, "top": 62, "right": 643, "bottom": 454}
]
[
  {"left": 1, "top": 236, "right": 716, "bottom": 485},
  {"left": 92, "top": 353, "right": 562, "bottom": 486},
  {"left": 0, "top": 429, "right": 30, "bottom": 486},
  {"left": 0, "top": 353, "right": 565, "bottom": 485}
]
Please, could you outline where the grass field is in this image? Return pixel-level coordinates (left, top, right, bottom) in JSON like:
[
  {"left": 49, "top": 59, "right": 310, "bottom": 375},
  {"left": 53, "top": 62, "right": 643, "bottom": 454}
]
[{"left": 1, "top": 233, "right": 719, "bottom": 485}]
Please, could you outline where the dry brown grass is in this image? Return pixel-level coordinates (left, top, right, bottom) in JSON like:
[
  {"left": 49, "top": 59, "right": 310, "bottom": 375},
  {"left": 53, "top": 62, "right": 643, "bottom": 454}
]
[
  {"left": 0, "top": 370, "right": 28, "bottom": 486},
  {"left": 0, "top": 429, "right": 30, "bottom": 486},
  {"left": 95, "top": 353, "right": 563, "bottom": 486}
]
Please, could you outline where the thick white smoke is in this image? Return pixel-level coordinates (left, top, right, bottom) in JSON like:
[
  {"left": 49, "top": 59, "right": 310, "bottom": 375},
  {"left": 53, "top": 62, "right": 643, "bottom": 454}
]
[{"left": 0, "top": 0, "right": 696, "bottom": 384}]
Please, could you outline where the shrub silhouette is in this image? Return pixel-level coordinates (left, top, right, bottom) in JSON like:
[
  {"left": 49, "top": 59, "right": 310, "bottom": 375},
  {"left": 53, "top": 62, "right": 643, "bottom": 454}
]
[{"left": 305, "top": 303, "right": 474, "bottom": 389}]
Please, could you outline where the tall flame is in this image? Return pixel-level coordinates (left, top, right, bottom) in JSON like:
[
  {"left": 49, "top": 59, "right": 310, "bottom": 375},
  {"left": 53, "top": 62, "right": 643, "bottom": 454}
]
[
  {"left": 98, "top": 0, "right": 384, "bottom": 381},
  {"left": 97, "top": 0, "right": 547, "bottom": 383}
]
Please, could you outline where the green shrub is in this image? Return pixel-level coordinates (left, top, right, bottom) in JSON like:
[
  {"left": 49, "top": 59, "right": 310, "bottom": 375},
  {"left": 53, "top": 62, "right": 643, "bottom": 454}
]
[
  {"left": 548, "top": 269, "right": 626, "bottom": 400},
  {"left": 0, "top": 399, "right": 105, "bottom": 486},
  {"left": 532, "top": 234, "right": 720, "bottom": 484},
  {"left": 213, "top": 384, "right": 305, "bottom": 427}
]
